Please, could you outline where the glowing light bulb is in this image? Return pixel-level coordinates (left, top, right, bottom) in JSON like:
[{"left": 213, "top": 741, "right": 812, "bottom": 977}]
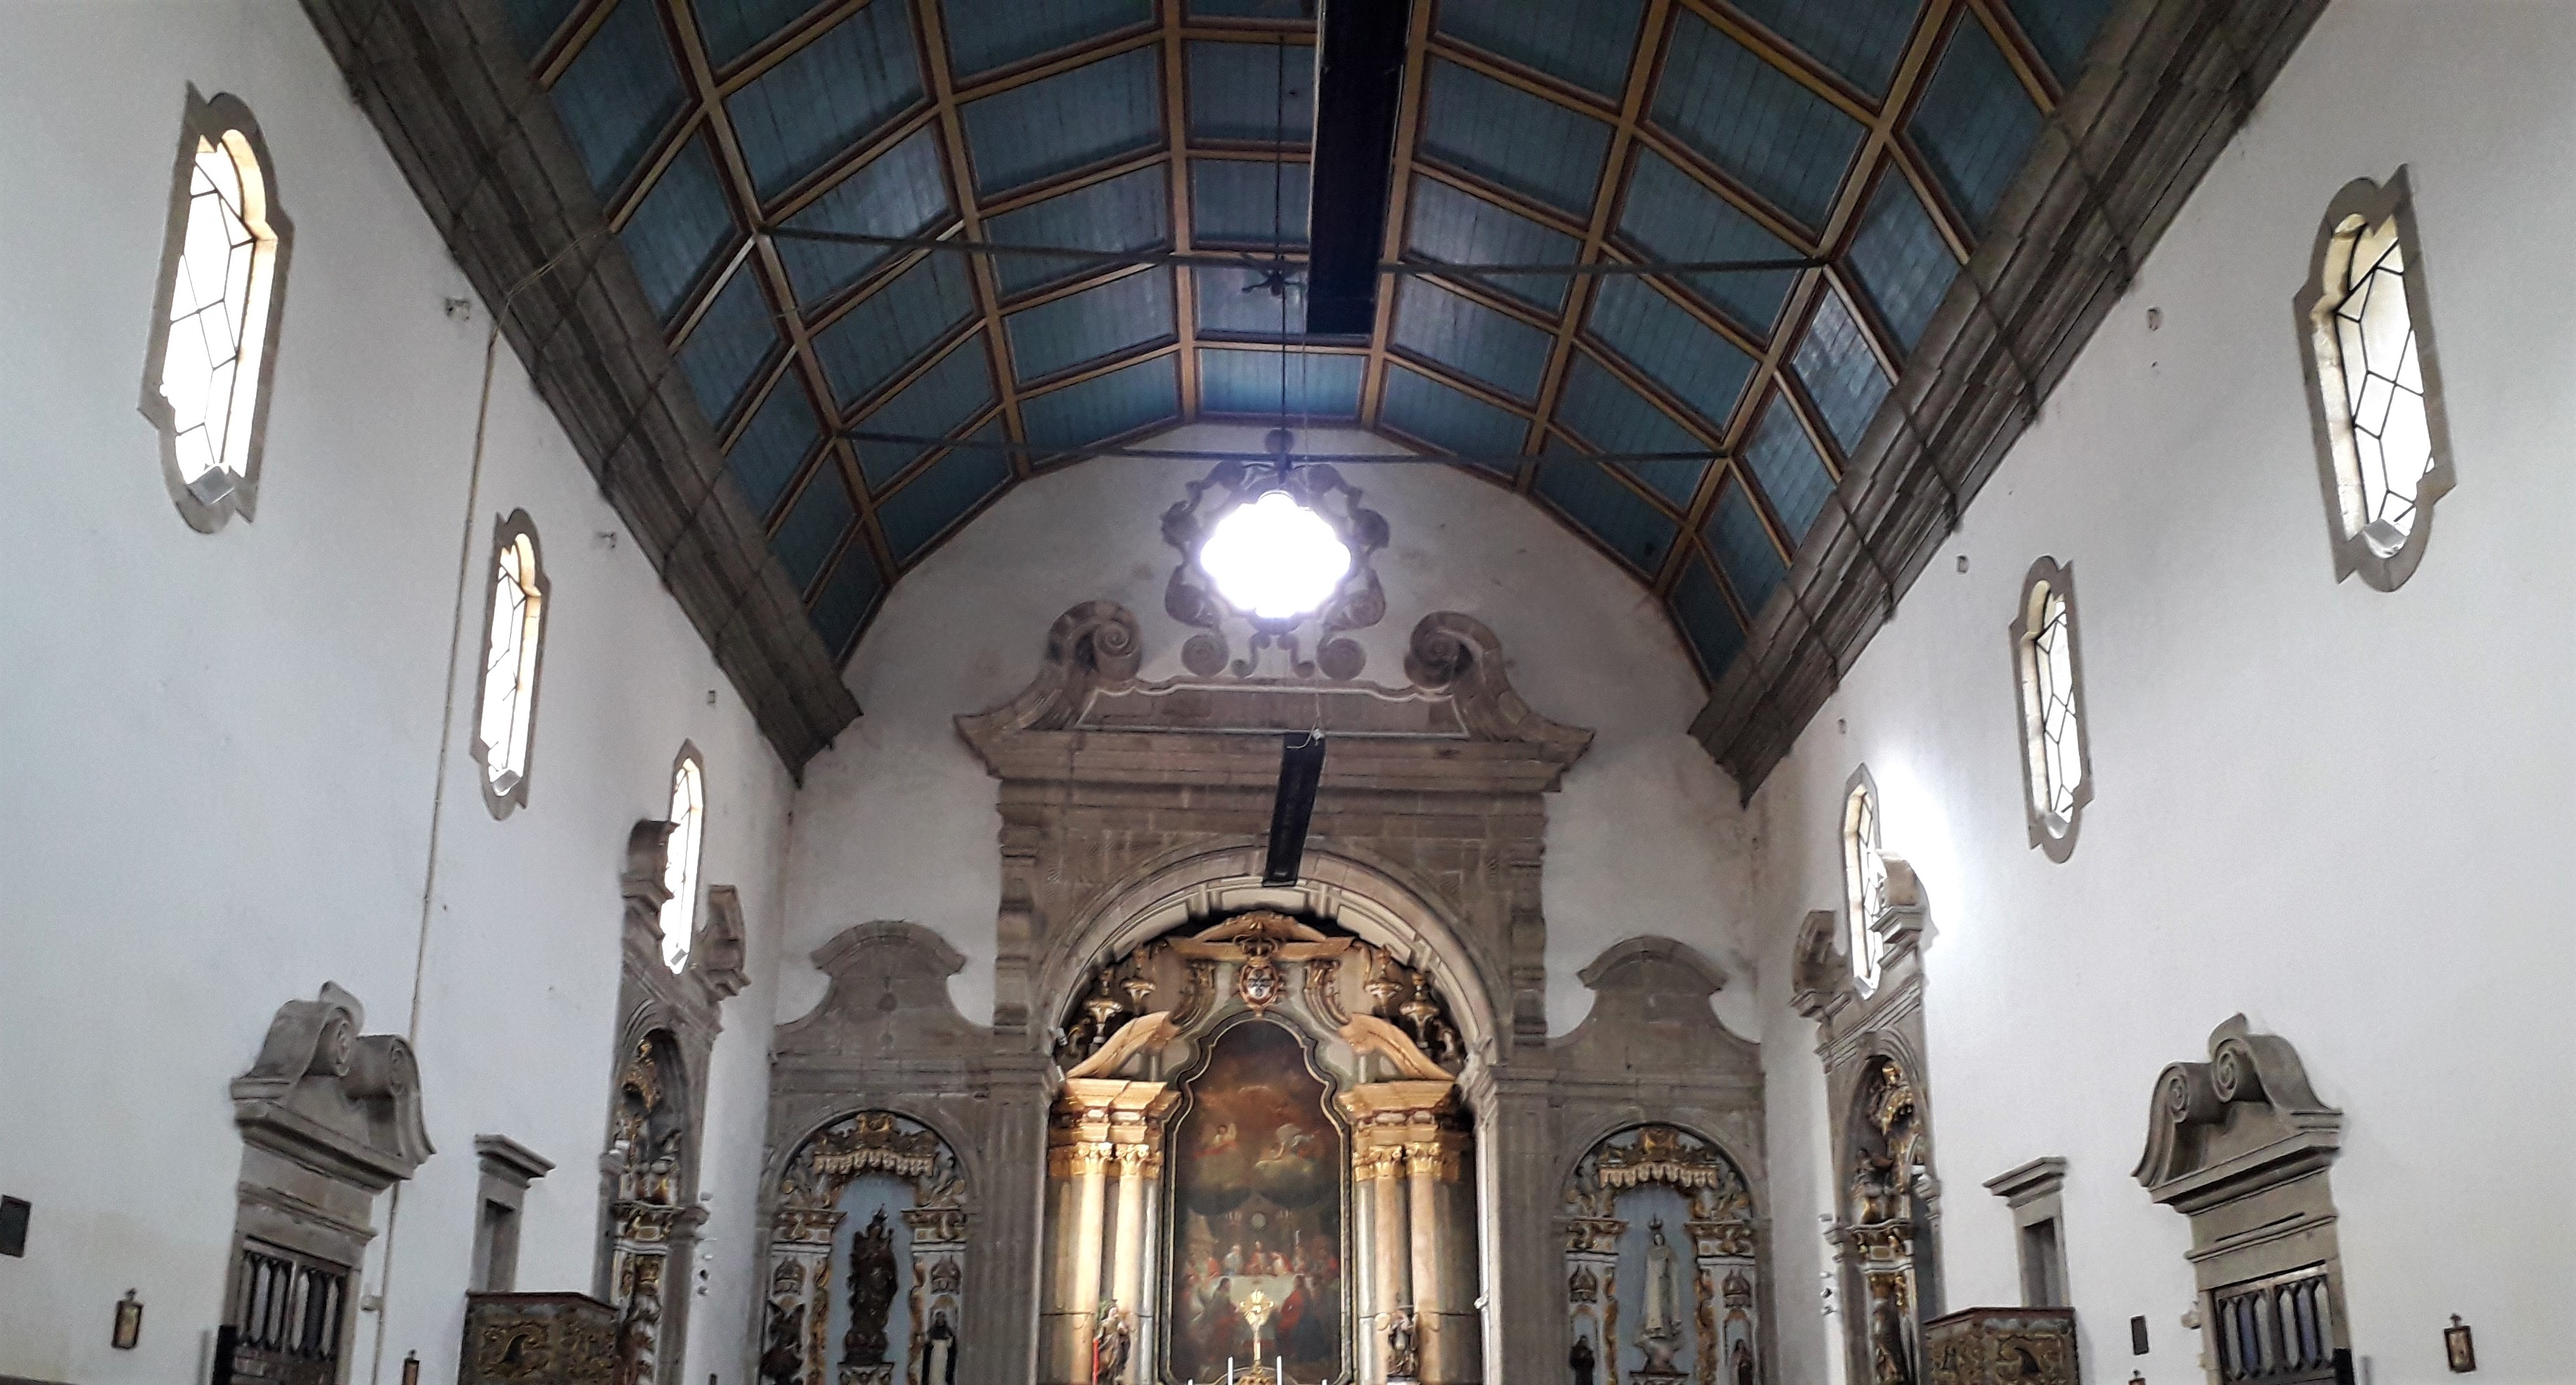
[{"left": 1198, "top": 490, "right": 1353, "bottom": 621}]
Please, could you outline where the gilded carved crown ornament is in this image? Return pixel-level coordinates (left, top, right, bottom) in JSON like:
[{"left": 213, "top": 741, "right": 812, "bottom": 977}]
[{"left": 1048, "top": 910, "right": 1469, "bottom": 1083}]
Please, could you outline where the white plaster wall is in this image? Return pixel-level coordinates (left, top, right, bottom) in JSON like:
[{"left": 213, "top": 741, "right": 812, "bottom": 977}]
[
  {"left": 1747, "top": 4, "right": 2576, "bottom": 1383},
  {"left": 784, "top": 422, "right": 1758, "bottom": 1038},
  {"left": 0, "top": 6, "right": 792, "bottom": 1384}
]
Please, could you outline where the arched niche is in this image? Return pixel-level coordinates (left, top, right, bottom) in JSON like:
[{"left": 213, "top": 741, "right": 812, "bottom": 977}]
[
  {"left": 1561, "top": 1124, "right": 1766, "bottom": 1385},
  {"left": 761, "top": 1110, "right": 971, "bottom": 1385},
  {"left": 1038, "top": 842, "right": 1506, "bottom": 1074},
  {"left": 1838, "top": 1044, "right": 1939, "bottom": 1385},
  {"left": 602, "top": 1025, "right": 700, "bottom": 1385}
]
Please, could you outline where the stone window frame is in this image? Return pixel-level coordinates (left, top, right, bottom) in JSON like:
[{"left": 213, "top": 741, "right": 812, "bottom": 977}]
[
  {"left": 470, "top": 1133, "right": 553, "bottom": 1293},
  {"left": 658, "top": 742, "right": 706, "bottom": 972},
  {"left": 2008, "top": 557, "right": 2093, "bottom": 863},
  {"left": 470, "top": 510, "right": 551, "bottom": 819},
  {"left": 140, "top": 88, "right": 293, "bottom": 534},
  {"left": 1983, "top": 1157, "right": 2069, "bottom": 1308},
  {"left": 2292, "top": 168, "right": 2455, "bottom": 592},
  {"left": 1841, "top": 765, "right": 1890, "bottom": 996}
]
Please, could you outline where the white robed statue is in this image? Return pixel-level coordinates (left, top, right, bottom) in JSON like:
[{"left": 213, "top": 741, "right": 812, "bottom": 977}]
[{"left": 1639, "top": 1217, "right": 1685, "bottom": 1372}]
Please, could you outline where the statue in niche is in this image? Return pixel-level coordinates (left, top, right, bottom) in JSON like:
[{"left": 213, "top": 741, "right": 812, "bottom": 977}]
[
  {"left": 1386, "top": 1306, "right": 1419, "bottom": 1380},
  {"left": 1643, "top": 1218, "right": 1683, "bottom": 1336},
  {"left": 1093, "top": 1302, "right": 1132, "bottom": 1383},
  {"left": 1732, "top": 1339, "right": 1756, "bottom": 1385},
  {"left": 759, "top": 1299, "right": 805, "bottom": 1385},
  {"left": 1569, "top": 1333, "right": 1597, "bottom": 1385},
  {"left": 842, "top": 1208, "right": 897, "bottom": 1367},
  {"left": 919, "top": 1311, "right": 956, "bottom": 1385}
]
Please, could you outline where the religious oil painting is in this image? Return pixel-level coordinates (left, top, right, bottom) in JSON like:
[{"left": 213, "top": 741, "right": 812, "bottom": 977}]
[{"left": 1166, "top": 1020, "right": 1346, "bottom": 1384}]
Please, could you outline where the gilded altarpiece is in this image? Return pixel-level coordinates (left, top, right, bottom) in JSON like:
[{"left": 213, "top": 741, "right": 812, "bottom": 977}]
[
  {"left": 1792, "top": 857, "right": 1942, "bottom": 1385},
  {"left": 1039, "top": 909, "right": 1479, "bottom": 1385},
  {"left": 763, "top": 1112, "right": 970, "bottom": 1385},
  {"left": 1562, "top": 1126, "right": 1762, "bottom": 1385}
]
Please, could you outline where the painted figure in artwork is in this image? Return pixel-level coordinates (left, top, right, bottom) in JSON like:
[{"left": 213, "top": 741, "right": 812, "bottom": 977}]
[{"left": 1167, "top": 1022, "right": 1345, "bottom": 1384}]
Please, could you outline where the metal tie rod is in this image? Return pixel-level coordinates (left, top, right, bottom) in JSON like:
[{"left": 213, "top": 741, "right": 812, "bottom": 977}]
[
  {"left": 843, "top": 428, "right": 1727, "bottom": 468},
  {"left": 766, "top": 225, "right": 1819, "bottom": 276}
]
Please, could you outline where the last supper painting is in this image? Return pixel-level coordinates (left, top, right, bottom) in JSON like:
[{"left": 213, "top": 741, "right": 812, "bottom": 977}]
[{"left": 1167, "top": 1019, "right": 1347, "bottom": 1384}]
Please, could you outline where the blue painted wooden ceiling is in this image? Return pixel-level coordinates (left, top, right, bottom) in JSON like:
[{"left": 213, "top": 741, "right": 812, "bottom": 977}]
[{"left": 508, "top": 0, "right": 2117, "bottom": 676}]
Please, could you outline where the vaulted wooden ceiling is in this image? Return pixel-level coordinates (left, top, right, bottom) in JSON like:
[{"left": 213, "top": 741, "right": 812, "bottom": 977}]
[
  {"left": 309, "top": 0, "right": 2322, "bottom": 774},
  {"left": 505, "top": 0, "right": 2108, "bottom": 672}
]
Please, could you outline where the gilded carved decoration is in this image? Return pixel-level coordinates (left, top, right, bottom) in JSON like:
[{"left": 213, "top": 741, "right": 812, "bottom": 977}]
[
  {"left": 1049, "top": 912, "right": 1465, "bottom": 1086},
  {"left": 1562, "top": 1126, "right": 1762, "bottom": 1385},
  {"left": 766, "top": 1112, "right": 968, "bottom": 1385},
  {"left": 462, "top": 1294, "right": 620, "bottom": 1385},
  {"left": 1922, "top": 1308, "right": 2078, "bottom": 1385}
]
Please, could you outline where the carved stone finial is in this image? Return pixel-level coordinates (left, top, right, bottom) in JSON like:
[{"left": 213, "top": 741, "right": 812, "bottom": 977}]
[
  {"left": 233, "top": 983, "right": 433, "bottom": 1189},
  {"left": 2134, "top": 1014, "right": 2342, "bottom": 1212},
  {"left": 701, "top": 885, "right": 749, "bottom": 1000}
]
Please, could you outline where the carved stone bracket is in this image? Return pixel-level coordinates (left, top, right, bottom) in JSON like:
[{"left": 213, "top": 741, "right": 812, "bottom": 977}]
[
  {"left": 232, "top": 983, "right": 433, "bottom": 1192},
  {"left": 2134, "top": 1014, "right": 2343, "bottom": 1215}
]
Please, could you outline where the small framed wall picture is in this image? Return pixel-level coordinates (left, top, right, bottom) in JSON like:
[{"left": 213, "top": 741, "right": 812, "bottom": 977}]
[
  {"left": 2445, "top": 1316, "right": 2476, "bottom": 1372},
  {"left": 111, "top": 1290, "right": 143, "bottom": 1349}
]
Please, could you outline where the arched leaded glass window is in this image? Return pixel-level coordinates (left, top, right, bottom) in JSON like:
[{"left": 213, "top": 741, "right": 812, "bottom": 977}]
[
  {"left": 1842, "top": 768, "right": 1889, "bottom": 995},
  {"left": 2010, "top": 558, "right": 2092, "bottom": 861},
  {"left": 143, "top": 90, "right": 291, "bottom": 533},
  {"left": 658, "top": 749, "right": 705, "bottom": 972},
  {"left": 2294, "top": 168, "right": 2454, "bottom": 590},
  {"left": 471, "top": 512, "right": 549, "bottom": 817}
]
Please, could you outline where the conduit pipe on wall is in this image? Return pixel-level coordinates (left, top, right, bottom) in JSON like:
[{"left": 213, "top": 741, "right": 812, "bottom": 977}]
[{"left": 367, "top": 232, "right": 599, "bottom": 1385}]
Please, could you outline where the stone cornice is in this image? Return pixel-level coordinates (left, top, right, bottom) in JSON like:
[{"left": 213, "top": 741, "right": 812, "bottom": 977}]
[
  {"left": 958, "top": 605, "right": 1592, "bottom": 795},
  {"left": 295, "top": 0, "right": 857, "bottom": 772}
]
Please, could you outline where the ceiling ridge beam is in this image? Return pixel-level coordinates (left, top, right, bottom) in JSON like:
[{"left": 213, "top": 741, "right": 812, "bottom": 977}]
[{"left": 1355, "top": 0, "right": 1437, "bottom": 433}]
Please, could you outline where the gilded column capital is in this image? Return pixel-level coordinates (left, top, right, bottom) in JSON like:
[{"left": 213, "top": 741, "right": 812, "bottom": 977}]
[{"left": 1402, "top": 1133, "right": 1467, "bottom": 1184}]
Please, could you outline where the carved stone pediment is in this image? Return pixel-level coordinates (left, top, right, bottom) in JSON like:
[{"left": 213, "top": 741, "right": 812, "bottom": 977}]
[
  {"left": 231, "top": 983, "right": 433, "bottom": 1191},
  {"left": 956, "top": 603, "right": 1592, "bottom": 794},
  {"left": 779, "top": 922, "right": 990, "bottom": 1059},
  {"left": 2134, "top": 1015, "right": 2342, "bottom": 1214},
  {"left": 1552, "top": 936, "right": 1758, "bottom": 1079}
]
